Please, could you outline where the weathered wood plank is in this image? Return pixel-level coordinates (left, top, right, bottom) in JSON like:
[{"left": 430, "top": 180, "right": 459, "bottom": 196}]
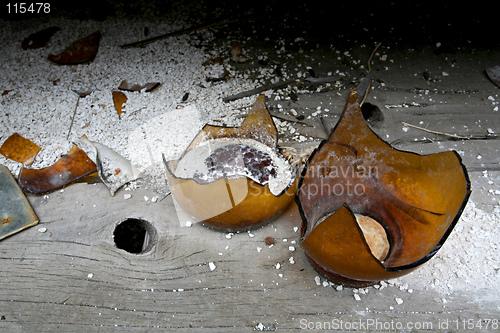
[{"left": 1, "top": 174, "right": 498, "bottom": 332}]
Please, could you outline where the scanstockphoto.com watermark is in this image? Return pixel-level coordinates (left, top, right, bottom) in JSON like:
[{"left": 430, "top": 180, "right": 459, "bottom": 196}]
[{"left": 298, "top": 318, "right": 499, "bottom": 331}]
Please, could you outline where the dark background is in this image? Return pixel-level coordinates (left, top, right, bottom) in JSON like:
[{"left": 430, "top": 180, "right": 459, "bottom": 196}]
[{"left": 2, "top": 0, "right": 497, "bottom": 49}]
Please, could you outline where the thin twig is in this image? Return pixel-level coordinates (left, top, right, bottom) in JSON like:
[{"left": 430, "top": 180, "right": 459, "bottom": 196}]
[
  {"left": 402, "top": 122, "right": 470, "bottom": 139},
  {"left": 120, "top": 18, "right": 260, "bottom": 49},
  {"left": 223, "top": 79, "right": 296, "bottom": 102},
  {"left": 67, "top": 95, "right": 80, "bottom": 140},
  {"left": 367, "top": 42, "right": 381, "bottom": 72},
  {"left": 360, "top": 84, "right": 371, "bottom": 105},
  {"left": 223, "top": 76, "right": 342, "bottom": 103}
]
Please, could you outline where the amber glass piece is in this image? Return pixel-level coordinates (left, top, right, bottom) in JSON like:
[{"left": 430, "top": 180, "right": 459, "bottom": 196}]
[
  {"left": 118, "top": 80, "right": 161, "bottom": 92},
  {"left": 0, "top": 133, "right": 40, "bottom": 165},
  {"left": 112, "top": 91, "right": 127, "bottom": 118},
  {"left": 297, "top": 89, "right": 471, "bottom": 286},
  {"left": 166, "top": 165, "right": 298, "bottom": 231},
  {"left": 48, "top": 31, "right": 101, "bottom": 64},
  {"left": 188, "top": 94, "right": 278, "bottom": 150},
  {"left": 165, "top": 94, "right": 298, "bottom": 232},
  {"left": 18, "top": 144, "right": 97, "bottom": 194}
]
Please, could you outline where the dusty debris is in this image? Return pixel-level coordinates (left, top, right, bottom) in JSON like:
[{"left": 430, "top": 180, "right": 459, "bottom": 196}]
[{"left": 230, "top": 43, "right": 249, "bottom": 63}]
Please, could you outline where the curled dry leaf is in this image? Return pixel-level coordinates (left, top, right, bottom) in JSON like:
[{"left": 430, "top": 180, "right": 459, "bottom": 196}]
[
  {"left": 0, "top": 133, "right": 41, "bottom": 165},
  {"left": 22, "top": 26, "right": 60, "bottom": 50},
  {"left": 18, "top": 144, "right": 97, "bottom": 194},
  {"left": 112, "top": 91, "right": 127, "bottom": 118},
  {"left": 48, "top": 31, "right": 102, "bottom": 64},
  {"left": 78, "top": 137, "right": 142, "bottom": 196},
  {"left": 118, "top": 80, "right": 161, "bottom": 92}
]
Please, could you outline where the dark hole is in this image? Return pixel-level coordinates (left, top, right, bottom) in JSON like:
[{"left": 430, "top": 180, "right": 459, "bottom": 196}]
[
  {"left": 113, "top": 218, "right": 156, "bottom": 254},
  {"left": 361, "top": 102, "right": 384, "bottom": 128}
]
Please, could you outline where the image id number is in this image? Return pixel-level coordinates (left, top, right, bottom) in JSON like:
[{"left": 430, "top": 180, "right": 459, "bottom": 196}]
[{"left": 6, "top": 3, "right": 51, "bottom": 14}]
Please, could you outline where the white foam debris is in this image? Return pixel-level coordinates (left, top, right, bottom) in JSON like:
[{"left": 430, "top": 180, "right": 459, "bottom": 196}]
[{"left": 208, "top": 262, "right": 216, "bottom": 271}]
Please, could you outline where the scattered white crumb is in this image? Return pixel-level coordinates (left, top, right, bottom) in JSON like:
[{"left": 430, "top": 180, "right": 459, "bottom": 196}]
[
  {"left": 87, "top": 273, "right": 94, "bottom": 279},
  {"left": 208, "top": 262, "right": 216, "bottom": 271},
  {"left": 354, "top": 294, "right": 361, "bottom": 301},
  {"left": 395, "top": 298, "right": 404, "bottom": 305},
  {"left": 123, "top": 194, "right": 132, "bottom": 200},
  {"left": 314, "top": 276, "right": 321, "bottom": 286}
]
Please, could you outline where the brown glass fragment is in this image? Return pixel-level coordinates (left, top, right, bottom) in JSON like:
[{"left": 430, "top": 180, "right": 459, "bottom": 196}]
[
  {"left": 165, "top": 94, "right": 298, "bottom": 232},
  {"left": 18, "top": 144, "right": 97, "bottom": 194},
  {"left": 0, "top": 133, "right": 41, "bottom": 165},
  {"left": 297, "top": 89, "right": 471, "bottom": 287},
  {"left": 112, "top": 91, "right": 127, "bottom": 118},
  {"left": 118, "top": 80, "right": 161, "bottom": 92},
  {"left": 48, "top": 31, "right": 101, "bottom": 64},
  {"left": 22, "top": 26, "right": 60, "bottom": 50}
]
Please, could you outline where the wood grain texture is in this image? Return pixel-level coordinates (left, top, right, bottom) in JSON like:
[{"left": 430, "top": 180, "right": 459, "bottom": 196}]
[{"left": 0, "top": 175, "right": 498, "bottom": 332}]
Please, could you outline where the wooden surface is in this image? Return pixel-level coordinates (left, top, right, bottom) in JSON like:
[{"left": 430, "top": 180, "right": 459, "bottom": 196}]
[
  {"left": 1, "top": 41, "right": 500, "bottom": 333},
  {"left": 0, "top": 177, "right": 497, "bottom": 332}
]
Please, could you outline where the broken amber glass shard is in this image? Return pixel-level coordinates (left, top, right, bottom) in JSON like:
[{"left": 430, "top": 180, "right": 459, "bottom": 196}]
[
  {"left": 297, "top": 89, "right": 471, "bottom": 287},
  {"left": 112, "top": 91, "right": 127, "bottom": 118},
  {"left": 18, "top": 144, "right": 97, "bottom": 194},
  {"left": 0, "top": 165, "right": 39, "bottom": 241},
  {"left": 118, "top": 80, "right": 161, "bottom": 92},
  {"left": 164, "top": 94, "right": 298, "bottom": 232},
  {"left": 21, "top": 26, "right": 60, "bottom": 50},
  {"left": 48, "top": 31, "right": 101, "bottom": 64},
  {"left": 0, "top": 133, "right": 40, "bottom": 165}
]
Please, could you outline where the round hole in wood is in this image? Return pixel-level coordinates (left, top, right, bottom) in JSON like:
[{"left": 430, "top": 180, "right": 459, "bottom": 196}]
[
  {"left": 113, "top": 218, "right": 157, "bottom": 254},
  {"left": 361, "top": 102, "right": 384, "bottom": 128}
]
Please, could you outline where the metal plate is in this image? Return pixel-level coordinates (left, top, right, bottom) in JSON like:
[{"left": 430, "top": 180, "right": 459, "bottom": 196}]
[{"left": 0, "top": 165, "right": 39, "bottom": 240}]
